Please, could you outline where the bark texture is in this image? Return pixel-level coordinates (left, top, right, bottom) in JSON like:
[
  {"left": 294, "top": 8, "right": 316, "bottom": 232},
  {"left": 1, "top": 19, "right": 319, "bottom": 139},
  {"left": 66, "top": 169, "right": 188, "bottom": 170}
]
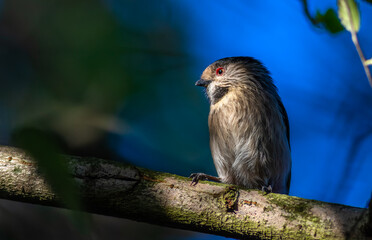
[{"left": 0, "top": 145, "right": 370, "bottom": 239}]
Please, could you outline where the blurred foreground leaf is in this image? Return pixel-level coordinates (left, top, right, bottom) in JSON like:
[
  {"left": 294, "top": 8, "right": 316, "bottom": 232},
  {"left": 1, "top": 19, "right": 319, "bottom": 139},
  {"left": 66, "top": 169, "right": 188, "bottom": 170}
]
[
  {"left": 300, "top": 0, "right": 344, "bottom": 34},
  {"left": 12, "top": 128, "right": 89, "bottom": 230},
  {"left": 315, "top": 9, "right": 344, "bottom": 33},
  {"left": 365, "top": 58, "right": 372, "bottom": 66},
  {"left": 338, "top": 0, "right": 361, "bottom": 32}
]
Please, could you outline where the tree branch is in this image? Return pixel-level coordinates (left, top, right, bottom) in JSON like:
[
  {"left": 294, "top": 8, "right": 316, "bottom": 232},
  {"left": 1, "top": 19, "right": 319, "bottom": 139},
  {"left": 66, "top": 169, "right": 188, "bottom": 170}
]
[{"left": 0, "top": 145, "right": 370, "bottom": 239}]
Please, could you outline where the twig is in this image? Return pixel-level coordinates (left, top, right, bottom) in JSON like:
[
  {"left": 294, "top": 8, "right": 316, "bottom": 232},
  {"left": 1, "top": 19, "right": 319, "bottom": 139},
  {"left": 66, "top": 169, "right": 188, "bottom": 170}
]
[{"left": 343, "top": 0, "right": 372, "bottom": 87}]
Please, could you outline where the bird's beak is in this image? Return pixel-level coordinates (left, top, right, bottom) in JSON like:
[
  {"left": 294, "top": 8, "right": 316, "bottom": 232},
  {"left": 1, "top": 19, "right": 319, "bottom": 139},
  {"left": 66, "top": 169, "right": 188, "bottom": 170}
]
[{"left": 195, "top": 79, "right": 210, "bottom": 87}]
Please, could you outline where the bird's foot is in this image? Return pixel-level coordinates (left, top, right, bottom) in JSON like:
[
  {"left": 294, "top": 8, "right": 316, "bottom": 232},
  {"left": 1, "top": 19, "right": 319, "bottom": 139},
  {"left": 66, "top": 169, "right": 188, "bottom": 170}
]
[
  {"left": 262, "top": 185, "right": 272, "bottom": 194},
  {"left": 189, "top": 173, "right": 208, "bottom": 186},
  {"left": 189, "top": 173, "right": 220, "bottom": 186}
]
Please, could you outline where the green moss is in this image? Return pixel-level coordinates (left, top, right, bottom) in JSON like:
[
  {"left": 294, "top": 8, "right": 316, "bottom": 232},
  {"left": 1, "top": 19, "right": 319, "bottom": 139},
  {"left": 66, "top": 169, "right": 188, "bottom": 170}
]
[
  {"left": 219, "top": 186, "right": 239, "bottom": 212},
  {"left": 159, "top": 204, "right": 318, "bottom": 239},
  {"left": 139, "top": 167, "right": 189, "bottom": 182},
  {"left": 13, "top": 166, "right": 21, "bottom": 173},
  {"left": 267, "top": 194, "right": 312, "bottom": 219},
  {"left": 265, "top": 193, "right": 338, "bottom": 239},
  {"left": 138, "top": 166, "right": 237, "bottom": 188},
  {"left": 263, "top": 204, "right": 274, "bottom": 212}
]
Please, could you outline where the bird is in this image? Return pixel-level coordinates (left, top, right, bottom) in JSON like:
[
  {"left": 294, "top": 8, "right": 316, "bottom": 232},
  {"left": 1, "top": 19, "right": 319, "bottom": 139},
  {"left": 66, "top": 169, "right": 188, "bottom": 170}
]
[{"left": 190, "top": 57, "right": 291, "bottom": 194}]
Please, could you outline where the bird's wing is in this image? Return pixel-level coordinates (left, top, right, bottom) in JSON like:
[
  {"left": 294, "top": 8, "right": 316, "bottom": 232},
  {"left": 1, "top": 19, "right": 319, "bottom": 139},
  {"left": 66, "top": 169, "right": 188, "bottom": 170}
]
[
  {"left": 278, "top": 99, "right": 290, "bottom": 150},
  {"left": 278, "top": 98, "right": 291, "bottom": 193}
]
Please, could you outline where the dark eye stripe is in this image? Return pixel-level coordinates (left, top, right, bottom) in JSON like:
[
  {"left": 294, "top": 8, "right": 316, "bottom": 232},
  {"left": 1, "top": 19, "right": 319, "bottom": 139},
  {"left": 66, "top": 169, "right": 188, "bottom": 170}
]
[{"left": 211, "top": 86, "right": 229, "bottom": 105}]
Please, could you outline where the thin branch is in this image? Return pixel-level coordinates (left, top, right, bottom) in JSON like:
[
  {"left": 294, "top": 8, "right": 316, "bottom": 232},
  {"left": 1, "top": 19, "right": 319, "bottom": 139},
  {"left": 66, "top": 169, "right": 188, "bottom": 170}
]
[
  {"left": 350, "top": 30, "right": 372, "bottom": 87},
  {"left": 300, "top": 0, "right": 319, "bottom": 26},
  {"left": 0, "top": 145, "right": 369, "bottom": 239},
  {"left": 343, "top": 0, "right": 372, "bottom": 87}
]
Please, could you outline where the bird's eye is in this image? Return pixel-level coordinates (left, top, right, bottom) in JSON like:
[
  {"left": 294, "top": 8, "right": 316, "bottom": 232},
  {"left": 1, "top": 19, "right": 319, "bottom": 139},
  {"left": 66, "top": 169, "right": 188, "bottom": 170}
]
[{"left": 216, "top": 67, "right": 224, "bottom": 76}]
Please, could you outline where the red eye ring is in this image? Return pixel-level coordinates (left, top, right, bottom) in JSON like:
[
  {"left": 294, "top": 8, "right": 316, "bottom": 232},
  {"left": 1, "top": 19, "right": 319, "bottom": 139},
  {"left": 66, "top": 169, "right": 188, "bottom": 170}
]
[{"left": 216, "top": 67, "right": 224, "bottom": 76}]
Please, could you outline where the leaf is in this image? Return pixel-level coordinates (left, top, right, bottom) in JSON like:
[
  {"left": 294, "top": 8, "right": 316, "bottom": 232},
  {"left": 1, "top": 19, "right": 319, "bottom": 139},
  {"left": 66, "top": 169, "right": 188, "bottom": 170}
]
[
  {"left": 12, "top": 127, "right": 89, "bottom": 229},
  {"left": 12, "top": 128, "right": 78, "bottom": 208},
  {"left": 365, "top": 58, "right": 372, "bottom": 66},
  {"left": 338, "top": 0, "right": 361, "bottom": 33},
  {"left": 315, "top": 9, "right": 344, "bottom": 33}
]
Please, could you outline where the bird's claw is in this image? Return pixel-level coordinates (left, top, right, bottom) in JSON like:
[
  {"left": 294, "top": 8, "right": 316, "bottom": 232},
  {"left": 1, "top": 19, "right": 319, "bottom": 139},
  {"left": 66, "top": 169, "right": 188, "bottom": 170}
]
[
  {"left": 189, "top": 173, "right": 208, "bottom": 186},
  {"left": 262, "top": 185, "right": 273, "bottom": 194}
]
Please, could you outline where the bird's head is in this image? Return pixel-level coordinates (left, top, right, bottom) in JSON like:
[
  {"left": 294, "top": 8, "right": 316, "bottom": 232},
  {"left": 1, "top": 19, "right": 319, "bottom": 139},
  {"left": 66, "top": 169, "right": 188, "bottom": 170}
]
[{"left": 196, "top": 57, "right": 274, "bottom": 104}]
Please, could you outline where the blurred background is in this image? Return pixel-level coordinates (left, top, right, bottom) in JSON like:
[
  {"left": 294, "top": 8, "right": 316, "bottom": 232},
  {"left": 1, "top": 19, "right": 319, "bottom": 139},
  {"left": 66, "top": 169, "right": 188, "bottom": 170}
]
[{"left": 0, "top": 0, "right": 371, "bottom": 239}]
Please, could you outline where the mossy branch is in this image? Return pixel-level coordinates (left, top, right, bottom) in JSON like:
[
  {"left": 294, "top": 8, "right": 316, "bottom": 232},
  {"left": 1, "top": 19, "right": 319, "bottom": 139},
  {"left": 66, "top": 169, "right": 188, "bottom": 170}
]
[{"left": 0, "top": 145, "right": 370, "bottom": 239}]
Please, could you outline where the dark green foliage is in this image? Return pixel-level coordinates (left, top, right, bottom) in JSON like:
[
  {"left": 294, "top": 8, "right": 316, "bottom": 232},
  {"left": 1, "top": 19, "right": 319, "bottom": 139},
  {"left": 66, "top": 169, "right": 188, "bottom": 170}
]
[
  {"left": 1, "top": 0, "right": 190, "bottom": 151},
  {"left": 315, "top": 9, "right": 345, "bottom": 33},
  {"left": 300, "top": 0, "right": 344, "bottom": 34},
  {"left": 2, "top": 0, "right": 191, "bottom": 230}
]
